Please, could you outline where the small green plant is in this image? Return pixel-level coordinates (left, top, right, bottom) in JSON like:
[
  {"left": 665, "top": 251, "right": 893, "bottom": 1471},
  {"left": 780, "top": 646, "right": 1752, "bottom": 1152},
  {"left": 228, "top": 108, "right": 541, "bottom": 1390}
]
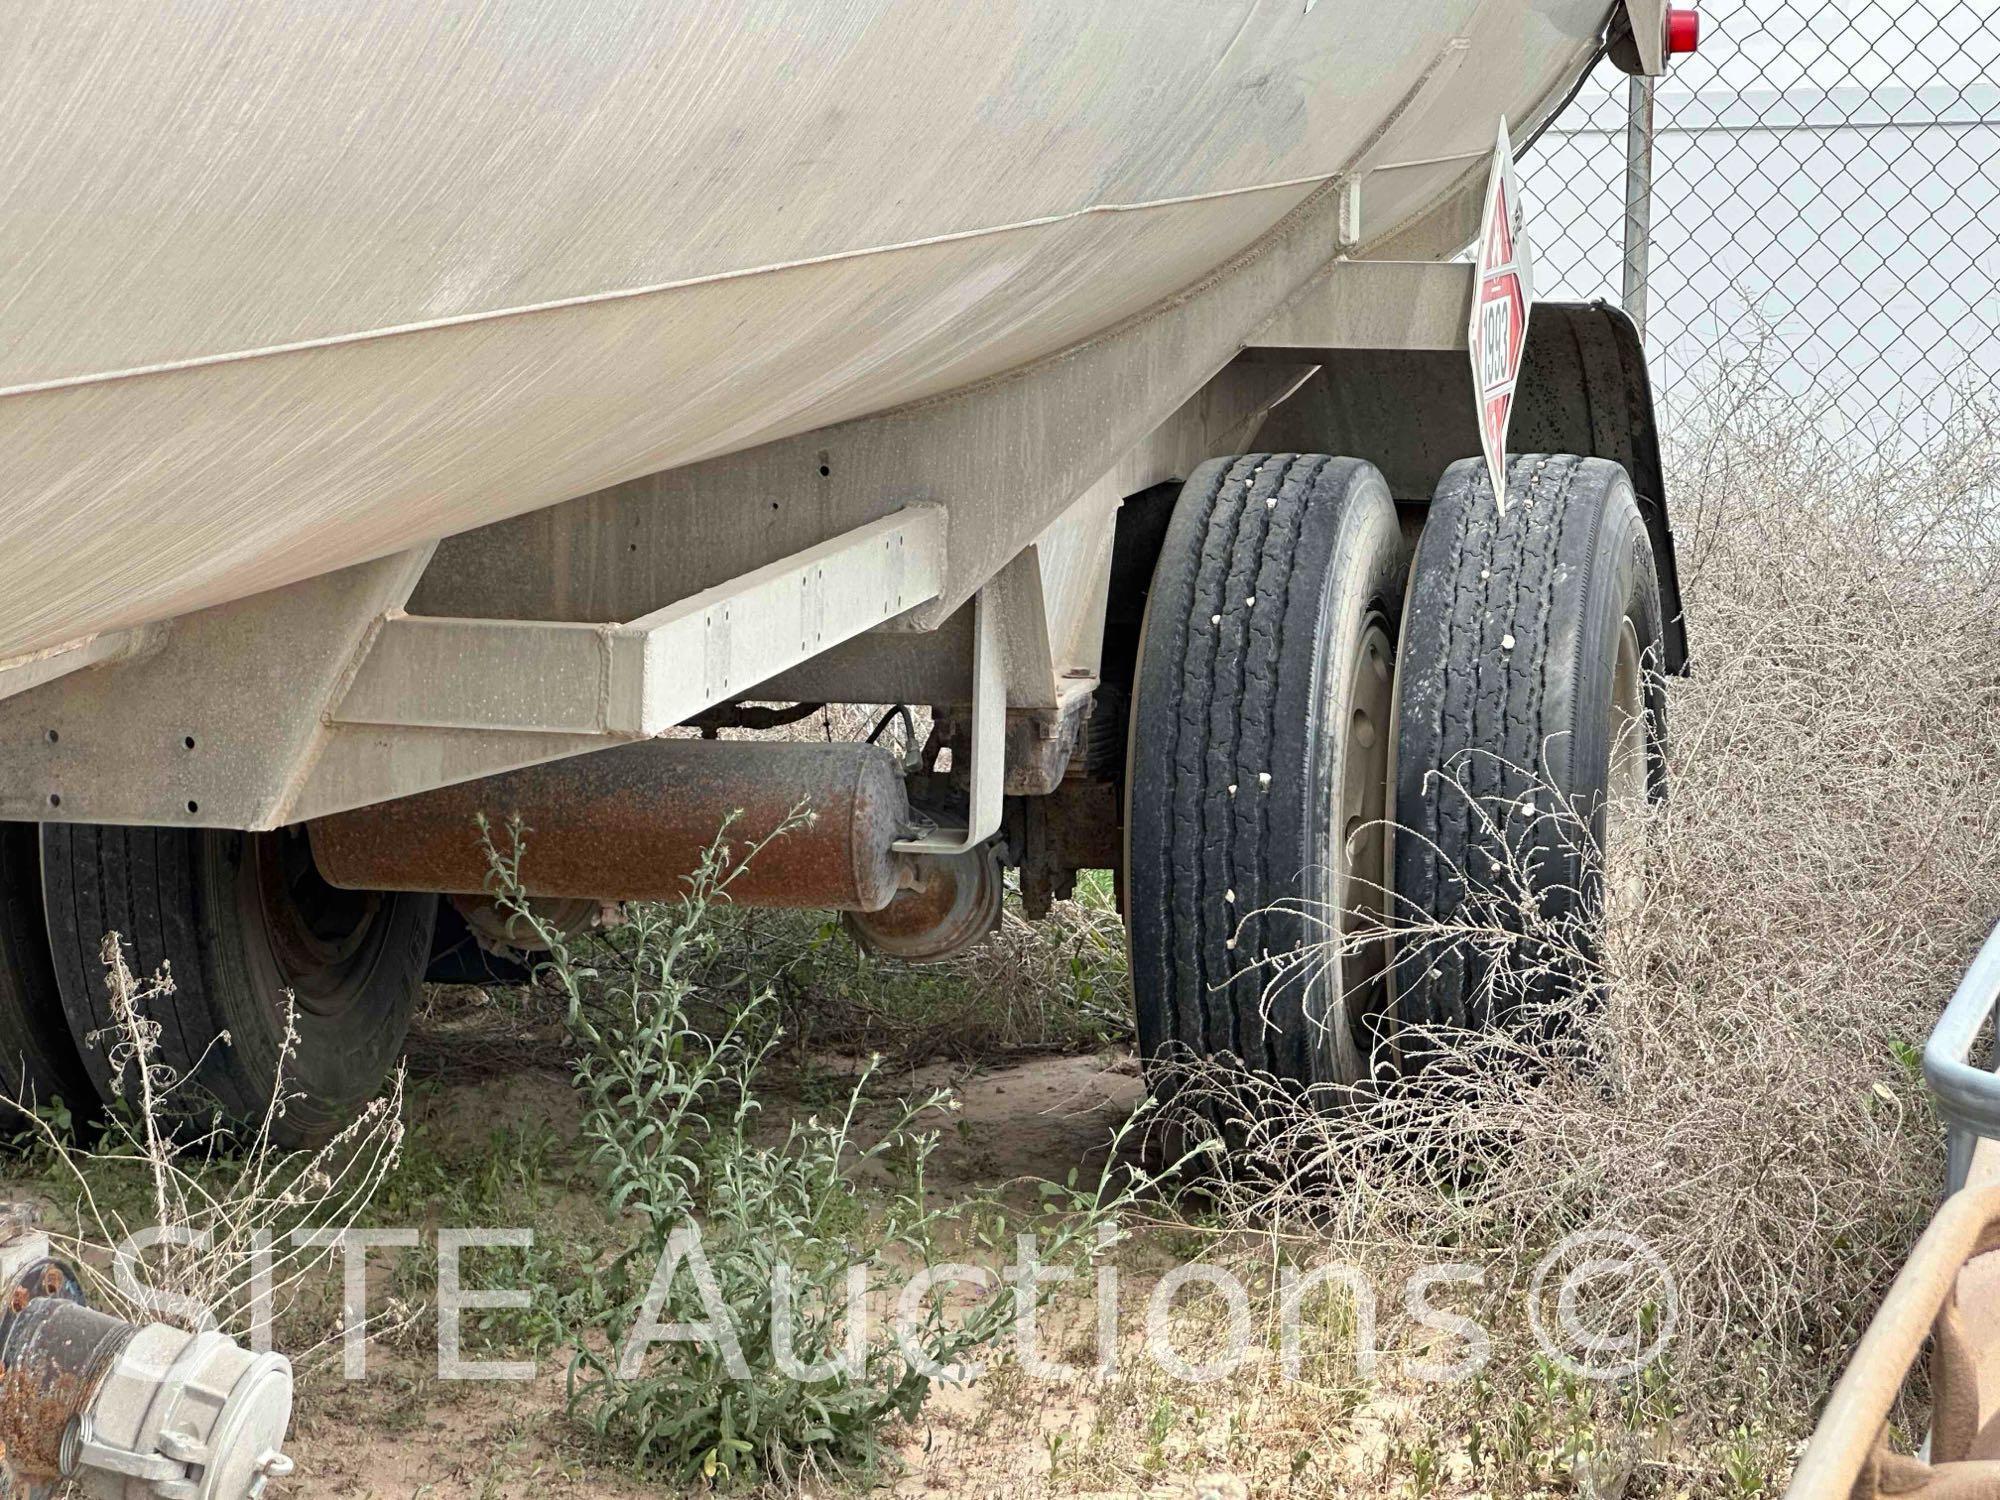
[
  {"left": 1403, "top": 1439, "right": 1440, "bottom": 1499},
  {"left": 1889, "top": 1038, "right": 1924, "bottom": 1080},
  {"left": 1722, "top": 1423, "right": 1769, "bottom": 1496},
  {"left": 1044, "top": 1428, "right": 1068, "bottom": 1477},
  {"left": 482, "top": 812, "right": 1152, "bottom": 1488},
  {"left": 1142, "top": 1396, "right": 1176, "bottom": 1472}
]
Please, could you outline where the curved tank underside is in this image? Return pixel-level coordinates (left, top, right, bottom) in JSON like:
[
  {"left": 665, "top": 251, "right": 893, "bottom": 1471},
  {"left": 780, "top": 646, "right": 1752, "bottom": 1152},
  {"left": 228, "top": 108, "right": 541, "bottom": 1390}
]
[{"left": 0, "top": 0, "right": 1611, "bottom": 662}]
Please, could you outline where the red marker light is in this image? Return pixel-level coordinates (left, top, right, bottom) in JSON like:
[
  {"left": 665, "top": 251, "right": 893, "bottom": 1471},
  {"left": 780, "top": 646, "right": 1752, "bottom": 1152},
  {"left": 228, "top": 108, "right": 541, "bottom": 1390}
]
[{"left": 1667, "top": 7, "right": 1700, "bottom": 55}]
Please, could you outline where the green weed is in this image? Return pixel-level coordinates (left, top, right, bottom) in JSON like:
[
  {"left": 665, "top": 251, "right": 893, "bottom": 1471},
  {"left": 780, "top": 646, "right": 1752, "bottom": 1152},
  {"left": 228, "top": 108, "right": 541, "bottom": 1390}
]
[{"left": 481, "top": 813, "right": 1154, "bottom": 1488}]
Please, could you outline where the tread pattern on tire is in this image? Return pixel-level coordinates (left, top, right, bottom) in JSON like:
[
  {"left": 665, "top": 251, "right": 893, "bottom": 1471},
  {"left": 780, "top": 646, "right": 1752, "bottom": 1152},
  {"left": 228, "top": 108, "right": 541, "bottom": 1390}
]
[
  {"left": 1393, "top": 452, "right": 1661, "bottom": 1045},
  {"left": 40, "top": 824, "right": 260, "bottom": 1122},
  {"left": 1131, "top": 452, "right": 1375, "bottom": 1086},
  {"left": 40, "top": 824, "right": 433, "bottom": 1142}
]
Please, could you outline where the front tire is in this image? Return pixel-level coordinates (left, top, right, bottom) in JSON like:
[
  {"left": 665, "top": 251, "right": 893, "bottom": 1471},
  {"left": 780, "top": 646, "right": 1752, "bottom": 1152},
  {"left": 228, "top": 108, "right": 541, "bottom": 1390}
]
[
  {"left": 1127, "top": 454, "right": 1410, "bottom": 1095},
  {"left": 40, "top": 825, "right": 434, "bottom": 1146}
]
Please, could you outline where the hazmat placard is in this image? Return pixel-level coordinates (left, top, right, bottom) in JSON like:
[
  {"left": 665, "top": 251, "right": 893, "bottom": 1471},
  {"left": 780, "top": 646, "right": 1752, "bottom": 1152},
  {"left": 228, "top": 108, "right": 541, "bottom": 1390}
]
[{"left": 1470, "top": 119, "right": 1535, "bottom": 512}]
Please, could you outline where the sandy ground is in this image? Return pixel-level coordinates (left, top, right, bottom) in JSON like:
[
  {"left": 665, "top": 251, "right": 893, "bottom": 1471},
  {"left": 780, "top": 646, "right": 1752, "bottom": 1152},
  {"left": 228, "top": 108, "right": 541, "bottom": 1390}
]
[
  {"left": 4, "top": 1001, "right": 1492, "bottom": 1499},
  {"left": 269, "top": 1043, "right": 1185, "bottom": 1499}
]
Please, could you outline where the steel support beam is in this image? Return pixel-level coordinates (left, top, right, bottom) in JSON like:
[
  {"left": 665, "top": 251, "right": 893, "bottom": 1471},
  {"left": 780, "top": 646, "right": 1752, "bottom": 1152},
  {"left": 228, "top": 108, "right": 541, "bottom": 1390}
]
[
  {"left": 1244, "top": 260, "right": 1475, "bottom": 358},
  {"left": 0, "top": 548, "right": 435, "bottom": 828},
  {"left": 894, "top": 587, "right": 1003, "bottom": 855},
  {"left": 333, "top": 508, "right": 944, "bottom": 735}
]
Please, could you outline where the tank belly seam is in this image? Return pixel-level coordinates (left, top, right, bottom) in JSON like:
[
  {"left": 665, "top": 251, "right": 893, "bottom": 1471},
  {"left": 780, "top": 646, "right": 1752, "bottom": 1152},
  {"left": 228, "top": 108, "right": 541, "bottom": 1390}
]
[{"left": 0, "top": 173, "right": 1338, "bottom": 402}]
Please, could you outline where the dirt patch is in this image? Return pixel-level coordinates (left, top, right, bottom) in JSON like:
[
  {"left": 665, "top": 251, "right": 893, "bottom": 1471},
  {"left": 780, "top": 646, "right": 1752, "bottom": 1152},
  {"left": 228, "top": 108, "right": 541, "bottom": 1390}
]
[
  {"left": 291, "top": 1366, "right": 659, "bottom": 1499},
  {"left": 926, "top": 1051, "right": 1144, "bottom": 1187},
  {"left": 239, "top": 1045, "right": 1159, "bottom": 1499}
]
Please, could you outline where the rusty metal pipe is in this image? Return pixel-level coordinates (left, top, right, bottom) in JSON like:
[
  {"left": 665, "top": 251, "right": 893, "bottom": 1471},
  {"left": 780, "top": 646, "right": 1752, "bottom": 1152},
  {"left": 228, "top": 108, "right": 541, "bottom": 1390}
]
[
  {"left": 307, "top": 740, "right": 916, "bottom": 911},
  {"left": 0, "top": 1296, "right": 132, "bottom": 1484},
  {"left": 1786, "top": 1183, "right": 2000, "bottom": 1499}
]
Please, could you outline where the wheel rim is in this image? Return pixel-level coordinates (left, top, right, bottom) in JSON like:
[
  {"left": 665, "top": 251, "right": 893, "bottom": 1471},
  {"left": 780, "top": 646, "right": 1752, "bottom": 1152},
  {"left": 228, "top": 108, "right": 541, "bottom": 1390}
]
[
  {"left": 1325, "top": 614, "right": 1396, "bottom": 1067},
  {"left": 243, "top": 828, "right": 390, "bottom": 1019},
  {"left": 1604, "top": 615, "right": 1647, "bottom": 905}
]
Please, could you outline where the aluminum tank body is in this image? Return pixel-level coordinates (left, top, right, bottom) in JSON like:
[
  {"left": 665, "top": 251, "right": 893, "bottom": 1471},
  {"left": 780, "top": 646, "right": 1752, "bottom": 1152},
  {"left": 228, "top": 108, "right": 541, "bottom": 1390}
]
[{"left": 0, "top": 0, "right": 1609, "bottom": 664}]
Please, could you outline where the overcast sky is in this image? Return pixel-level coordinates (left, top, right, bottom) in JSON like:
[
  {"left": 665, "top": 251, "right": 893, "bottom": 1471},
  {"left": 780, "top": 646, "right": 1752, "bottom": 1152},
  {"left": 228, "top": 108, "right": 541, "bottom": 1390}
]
[{"left": 1667, "top": 0, "right": 1998, "bottom": 97}]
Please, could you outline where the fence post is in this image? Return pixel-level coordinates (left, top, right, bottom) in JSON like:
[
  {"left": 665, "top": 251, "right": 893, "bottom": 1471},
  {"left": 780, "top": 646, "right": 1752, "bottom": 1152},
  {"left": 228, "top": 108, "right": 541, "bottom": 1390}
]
[{"left": 1619, "top": 72, "right": 1655, "bottom": 339}]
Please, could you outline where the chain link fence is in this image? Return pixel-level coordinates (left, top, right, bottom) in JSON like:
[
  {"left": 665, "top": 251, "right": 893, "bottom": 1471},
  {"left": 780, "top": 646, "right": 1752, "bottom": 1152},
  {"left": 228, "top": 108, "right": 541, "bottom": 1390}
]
[{"left": 1523, "top": 0, "right": 2000, "bottom": 450}]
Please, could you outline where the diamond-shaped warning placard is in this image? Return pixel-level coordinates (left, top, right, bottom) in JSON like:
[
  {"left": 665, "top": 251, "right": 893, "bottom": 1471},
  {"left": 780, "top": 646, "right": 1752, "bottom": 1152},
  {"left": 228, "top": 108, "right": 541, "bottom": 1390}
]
[{"left": 1469, "top": 119, "right": 1535, "bottom": 512}]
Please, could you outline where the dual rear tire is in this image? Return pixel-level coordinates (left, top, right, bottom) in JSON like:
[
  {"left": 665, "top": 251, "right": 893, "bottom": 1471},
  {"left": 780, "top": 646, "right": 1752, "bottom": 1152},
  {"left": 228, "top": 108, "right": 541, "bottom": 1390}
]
[
  {"left": 1127, "top": 451, "right": 1666, "bottom": 1094},
  {"left": 1126, "top": 455, "right": 1406, "bottom": 1095}
]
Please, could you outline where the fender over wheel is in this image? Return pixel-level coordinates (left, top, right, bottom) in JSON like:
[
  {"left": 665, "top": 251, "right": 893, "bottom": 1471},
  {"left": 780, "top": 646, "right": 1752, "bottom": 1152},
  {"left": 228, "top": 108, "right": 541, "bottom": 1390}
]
[{"left": 1126, "top": 453, "right": 1410, "bottom": 1096}]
